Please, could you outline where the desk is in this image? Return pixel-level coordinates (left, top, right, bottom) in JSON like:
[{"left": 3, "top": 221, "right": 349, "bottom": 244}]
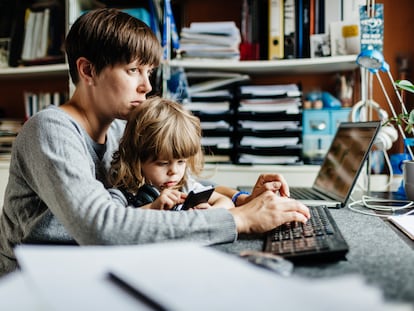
[{"left": 213, "top": 201, "right": 414, "bottom": 304}]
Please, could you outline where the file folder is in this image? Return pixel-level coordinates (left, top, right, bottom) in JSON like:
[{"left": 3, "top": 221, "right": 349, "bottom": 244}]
[{"left": 268, "top": 0, "right": 284, "bottom": 59}]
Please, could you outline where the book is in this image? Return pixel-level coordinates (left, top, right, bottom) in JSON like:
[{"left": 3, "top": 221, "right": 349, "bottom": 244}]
[
  {"left": 314, "top": 0, "right": 324, "bottom": 34},
  {"left": 21, "top": 9, "right": 37, "bottom": 61},
  {"left": 37, "top": 8, "right": 50, "bottom": 58},
  {"left": 178, "top": 21, "right": 241, "bottom": 60}
]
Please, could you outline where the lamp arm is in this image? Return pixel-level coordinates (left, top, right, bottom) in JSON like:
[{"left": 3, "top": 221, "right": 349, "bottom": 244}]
[
  {"left": 386, "top": 70, "right": 409, "bottom": 115},
  {"left": 376, "top": 72, "right": 414, "bottom": 160}
]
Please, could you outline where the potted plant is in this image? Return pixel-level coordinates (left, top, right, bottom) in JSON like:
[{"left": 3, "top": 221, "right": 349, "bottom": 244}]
[
  {"left": 388, "top": 80, "right": 414, "bottom": 133},
  {"left": 389, "top": 79, "right": 414, "bottom": 199}
]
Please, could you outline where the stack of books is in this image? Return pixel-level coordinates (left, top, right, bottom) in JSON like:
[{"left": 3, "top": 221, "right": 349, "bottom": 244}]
[
  {"left": 19, "top": 2, "right": 65, "bottom": 66},
  {"left": 178, "top": 21, "right": 241, "bottom": 60},
  {"left": 0, "top": 119, "right": 24, "bottom": 159}
]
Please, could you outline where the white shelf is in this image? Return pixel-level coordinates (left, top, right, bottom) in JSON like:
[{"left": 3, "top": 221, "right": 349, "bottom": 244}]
[
  {"left": 0, "top": 63, "right": 68, "bottom": 79},
  {"left": 0, "top": 55, "right": 358, "bottom": 79},
  {"left": 169, "top": 55, "right": 358, "bottom": 74}
]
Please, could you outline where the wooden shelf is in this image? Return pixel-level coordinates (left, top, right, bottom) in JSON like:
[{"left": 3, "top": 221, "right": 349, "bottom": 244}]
[
  {"left": 0, "top": 63, "right": 68, "bottom": 79},
  {"left": 169, "top": 55, "right": 358, "bottom": 74}
]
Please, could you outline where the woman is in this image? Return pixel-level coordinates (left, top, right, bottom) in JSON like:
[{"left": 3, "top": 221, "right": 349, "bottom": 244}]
[{"left": 0, "top": 8, "right": 309, "bottom": 276}]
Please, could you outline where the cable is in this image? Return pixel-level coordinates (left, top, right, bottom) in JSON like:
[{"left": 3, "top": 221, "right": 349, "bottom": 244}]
[{"left": 348, "top": 195, "right": 414, "bottom": 218}]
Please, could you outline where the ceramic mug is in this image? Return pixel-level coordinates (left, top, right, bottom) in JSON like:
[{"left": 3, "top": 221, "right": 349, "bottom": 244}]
[{"left": 403, "top": 160, "right": 414, "bottom": 200}]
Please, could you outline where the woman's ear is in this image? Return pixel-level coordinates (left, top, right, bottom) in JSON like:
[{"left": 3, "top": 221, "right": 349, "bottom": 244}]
[{"left": 77, "top": 57, "right": 94, "bottom": 85}]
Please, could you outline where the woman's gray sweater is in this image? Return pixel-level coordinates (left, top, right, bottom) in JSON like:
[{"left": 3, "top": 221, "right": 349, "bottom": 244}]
[{"left": 0, "top": 106, "right": 236, "bottom": 276}]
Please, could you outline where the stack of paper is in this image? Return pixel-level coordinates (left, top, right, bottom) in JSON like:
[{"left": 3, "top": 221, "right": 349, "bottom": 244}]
[{"left": 178, "top": 21, "right": 242, "bottom": 60}]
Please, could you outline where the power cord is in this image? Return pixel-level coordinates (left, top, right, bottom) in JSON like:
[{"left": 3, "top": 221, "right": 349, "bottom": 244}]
[
  {"left": 348, "top": 195, "right": 414, "bottom": 218},
  {"left": 354, "top": 149, "right": 395, "bottom": 194}
]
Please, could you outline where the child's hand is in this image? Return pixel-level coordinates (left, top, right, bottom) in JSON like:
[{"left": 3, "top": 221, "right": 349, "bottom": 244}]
[
  {"left": 191, "top": 202, "right": 212, "bottom": 209},
  {"left": 151, "top": 189, "right": 186, "bottom": 210}
]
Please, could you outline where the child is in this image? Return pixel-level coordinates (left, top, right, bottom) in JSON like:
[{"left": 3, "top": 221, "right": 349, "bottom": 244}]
[{"left": 109, "top": 96, "right": 234, "bottom": 210}]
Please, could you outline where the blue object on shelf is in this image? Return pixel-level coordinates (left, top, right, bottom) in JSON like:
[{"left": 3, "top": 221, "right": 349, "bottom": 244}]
[
  {"left": 390, "top": 153, "right": 411, "bottom": 175},
  {"left": 305, "top": 91, "right": 342, "bottom": 108},
  {"left": 321, "top": 92, "right": 342, "bottom": 108}
]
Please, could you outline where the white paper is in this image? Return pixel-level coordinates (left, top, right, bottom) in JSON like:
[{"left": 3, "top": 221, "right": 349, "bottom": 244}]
[
  {"left": 388, "top": 212, "right": 414, "bottom": 240},
  {"left": 0, "top": 271, "right": 47, "bottom": 310},
  {"left": 14, "top": 242, "right": 407, "bottom": 311}
]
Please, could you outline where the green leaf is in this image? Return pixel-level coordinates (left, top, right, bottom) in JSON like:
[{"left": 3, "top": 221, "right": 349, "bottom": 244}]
[{"left": 395, "top": 80, "right": 414, "bottom": 93}]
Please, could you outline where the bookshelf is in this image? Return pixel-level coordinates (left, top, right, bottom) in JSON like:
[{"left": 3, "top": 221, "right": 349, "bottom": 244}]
[
  {"left": 0, "top": 0, "right": 411, "bottom": 200},
  {"left": 0, "top": 63, "right": 68, "bottom": 78},
  {"left": 0, "top": 0, "right": 413, "bottom": 145}
]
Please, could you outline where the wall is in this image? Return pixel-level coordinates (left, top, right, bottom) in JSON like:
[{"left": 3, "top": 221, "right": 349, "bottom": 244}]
[{"left": 375, "top": 0, "right": 414, "bottom": 154}]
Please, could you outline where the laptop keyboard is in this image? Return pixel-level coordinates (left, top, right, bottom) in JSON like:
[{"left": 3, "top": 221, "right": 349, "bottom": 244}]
[
  {"left": 290, "top": 187, "right": 322, "bottom": 200},
  {"left": 264, "top": 205, "right": 349, "bottom": 263}
]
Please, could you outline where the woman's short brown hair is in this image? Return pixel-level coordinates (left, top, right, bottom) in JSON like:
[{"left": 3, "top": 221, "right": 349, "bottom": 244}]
[{"left": 65, "top": 8, "right": 162, "bottom": 85}]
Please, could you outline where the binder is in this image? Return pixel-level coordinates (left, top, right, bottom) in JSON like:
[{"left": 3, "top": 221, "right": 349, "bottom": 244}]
[
  {"left": 295, "top": 0, "right": 311, "bottom": 58},
  {"left": 268, "top": 0, "right": 284, "bottom": 59},
  {"left": 283, "top": 0, "right": 296, "bottom": 59}
]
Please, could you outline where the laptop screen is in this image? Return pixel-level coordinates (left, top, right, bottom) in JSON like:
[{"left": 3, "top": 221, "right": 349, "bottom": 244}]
[{"left": 313, "top": 121, "right": 381, "bottom": 202}]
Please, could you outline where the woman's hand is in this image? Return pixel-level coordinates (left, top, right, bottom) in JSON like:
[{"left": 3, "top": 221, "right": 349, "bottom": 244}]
[
  {"left": 230, "top": 191, "right": 310, "bottom": 234},
  {"left": 149, "top": 189, "right": 186, "bottom": 210}
]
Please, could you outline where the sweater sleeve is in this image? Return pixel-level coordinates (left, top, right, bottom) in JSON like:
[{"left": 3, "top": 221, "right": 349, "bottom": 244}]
[{"left": 5, "top": 107, "right": 237, "bottom": 247}]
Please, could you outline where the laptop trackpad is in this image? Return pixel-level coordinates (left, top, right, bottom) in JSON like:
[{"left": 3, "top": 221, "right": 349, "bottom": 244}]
[{"left": 299, "top": 199, "right": 341, "bottom": 208}]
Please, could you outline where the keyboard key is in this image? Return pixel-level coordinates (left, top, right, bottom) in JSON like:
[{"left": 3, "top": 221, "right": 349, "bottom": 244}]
[{"left": 263, "top": 205, "right": 349, "bottom": 263}]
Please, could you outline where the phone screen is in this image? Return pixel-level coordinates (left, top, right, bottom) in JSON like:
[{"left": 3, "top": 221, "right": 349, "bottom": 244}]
[{"left": 174, "top": 187, "right": 215, "bottom": 211}]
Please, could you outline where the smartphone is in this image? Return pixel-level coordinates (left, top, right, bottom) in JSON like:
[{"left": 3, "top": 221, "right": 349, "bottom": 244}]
[{"left": 174, "top": 186, "right": 215, "bottom": 211}]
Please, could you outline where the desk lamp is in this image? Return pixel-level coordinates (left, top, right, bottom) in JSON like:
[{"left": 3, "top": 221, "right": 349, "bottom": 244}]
[{"left": 356, "top": 49, "right": 414, "bottom": 160}]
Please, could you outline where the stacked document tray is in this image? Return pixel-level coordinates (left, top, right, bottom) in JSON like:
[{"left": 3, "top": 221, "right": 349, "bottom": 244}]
[
  {"left": 235, "top": 84, "right": 303, "bottom": 165},
  {"left": 183, "top": 89, "right": 236, "bottom": 164}
]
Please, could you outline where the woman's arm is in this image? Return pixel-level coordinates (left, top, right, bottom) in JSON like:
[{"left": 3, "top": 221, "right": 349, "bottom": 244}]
[{"left": 14, "top": 110, "right": 237, "bottom": 246}]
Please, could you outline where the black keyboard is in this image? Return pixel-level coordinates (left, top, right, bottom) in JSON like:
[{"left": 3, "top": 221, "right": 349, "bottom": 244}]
[
  {"left": 290, "top": 187, "right": 323, "bottom": 200},
  {"left": 264, "top": 205, "right": 349, "bottom": 263}
]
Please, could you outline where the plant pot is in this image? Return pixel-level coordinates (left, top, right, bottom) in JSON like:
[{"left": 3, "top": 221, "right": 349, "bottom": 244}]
[{"left": 403, "top": 160, "right": 414, "bottom": 200}]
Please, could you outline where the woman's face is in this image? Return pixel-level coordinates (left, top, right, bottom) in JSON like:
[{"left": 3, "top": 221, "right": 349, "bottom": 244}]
[{"left": 92, "top": 61, "right": 155, "bottom": 120}]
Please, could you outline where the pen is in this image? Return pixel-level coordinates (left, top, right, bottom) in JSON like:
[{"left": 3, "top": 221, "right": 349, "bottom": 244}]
[{"left": 107, "top": 271, "right": 169, "bottom": 311}]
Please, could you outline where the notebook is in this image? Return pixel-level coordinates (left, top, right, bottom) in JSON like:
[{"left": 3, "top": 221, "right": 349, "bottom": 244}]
[
  {"left": 388, "top": 210, "right": 414, "bottom": 240},
  {"left": 290, "top": 121, "right": 381, "bottom": 208}
]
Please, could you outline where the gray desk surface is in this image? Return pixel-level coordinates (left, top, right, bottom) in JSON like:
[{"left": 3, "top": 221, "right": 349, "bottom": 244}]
[{"left": 213, "top": 204, "right": 414, "bottom": 304}]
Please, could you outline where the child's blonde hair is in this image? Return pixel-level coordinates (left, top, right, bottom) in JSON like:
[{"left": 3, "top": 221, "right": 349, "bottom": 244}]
[{"left": 110, "top": 96, "right": 204, "bottom": 193}]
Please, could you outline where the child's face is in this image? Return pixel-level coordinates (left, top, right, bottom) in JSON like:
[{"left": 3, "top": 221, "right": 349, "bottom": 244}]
[{"left": 142, "top": 158, "right": 188, "bottom": 190}]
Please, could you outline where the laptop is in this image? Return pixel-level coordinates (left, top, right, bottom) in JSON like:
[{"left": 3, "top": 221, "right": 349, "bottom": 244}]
[{"left": 290, "top": 121, "right": 381, "bottom": 208}]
